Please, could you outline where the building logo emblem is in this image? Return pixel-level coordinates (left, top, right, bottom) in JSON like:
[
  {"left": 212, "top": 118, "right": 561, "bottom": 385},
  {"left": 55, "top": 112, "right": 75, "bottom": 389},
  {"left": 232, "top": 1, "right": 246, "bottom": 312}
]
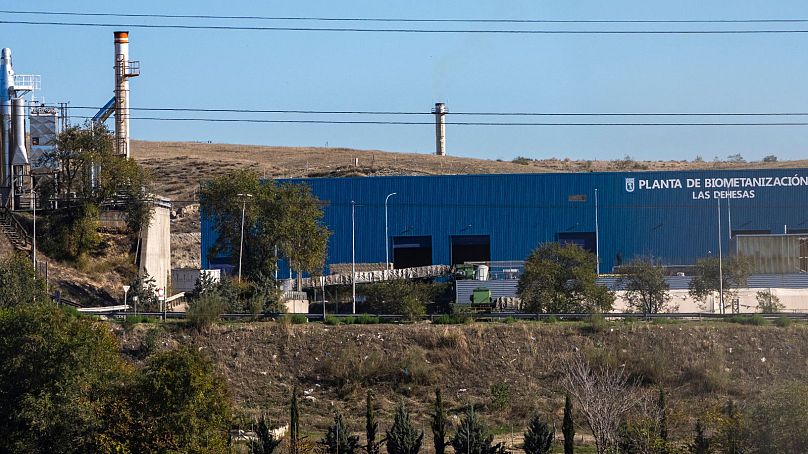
[{"left": 625, "top": 178, "right": 635, "bottom": 193}]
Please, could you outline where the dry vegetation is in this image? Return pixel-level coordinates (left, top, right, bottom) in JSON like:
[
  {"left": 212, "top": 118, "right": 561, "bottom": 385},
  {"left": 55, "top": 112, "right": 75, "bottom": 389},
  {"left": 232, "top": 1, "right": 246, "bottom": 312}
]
[
  {"left": 114, "top": 320, "right": 808, "bottom": 445},
  {"left": 132, "top": 140, "right": 803, "bottom": 211}
]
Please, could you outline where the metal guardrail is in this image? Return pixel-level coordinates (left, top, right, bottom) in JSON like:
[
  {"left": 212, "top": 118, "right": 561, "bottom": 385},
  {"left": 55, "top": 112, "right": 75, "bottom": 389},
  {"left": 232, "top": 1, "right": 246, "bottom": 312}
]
[{"left": 101, "top": 311, "right": 808, "bottom": 322}]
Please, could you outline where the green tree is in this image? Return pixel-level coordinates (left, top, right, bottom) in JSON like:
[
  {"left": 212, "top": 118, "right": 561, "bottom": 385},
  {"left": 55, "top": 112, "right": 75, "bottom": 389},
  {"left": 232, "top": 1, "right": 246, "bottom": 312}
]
[
  {"left": 43, "top": 202, "right": 101, "bottom": 262},
  {"left": 321, "top": 413, "right": 361, "bottom": 454},
  {"left": 250, "top": 413, "right": 283, "bottom": 454},
  {"left": 518, "top": 242, "right": 614, "bottom": 313},
  {"left": 366, "top": 390, "right": 384, "bottom": 454},
  {"left": 618, "top": 258, "right": 673, "bottom": 315},
  {"left": 563, "top": 394, "right": 575, "bottom": 454},
  {"left": 200, "top": 170, "right": 330, "bottom": 285},
  {"left": 275, "top": 183, "right": 331, "bottom": 290},
  {"left": 523, "top": 412, "right": 554, "bottom": 454},
  {"left": 451, "top": 406, "right": 507, "bottom": 454},
  {"left": 689, "top": 256, "right": 752, "bottom": 313},
  {"left": 0, "top": 303, "right": 131, "bottom": 453},
  {"left": 0, "top": 253, "right": 49, "bottom": 307},
  {"left": 755, "top": 289, "right": 783, "bottom": 313},
  {"left": 690, "top": 419, "right": 710, "bottom": 454},
  {"left": 43, "top": 123, "right": 153, "bottom": 258},
  {"left": 127, "top": 270, "right": 160, "bottom": 312},
  {"left": 386, "top": 402, "right": 423, "bottom": 454},
  {"left": 130, "top": 348, "right": 232, "bottom": 452},
  {"left": 431, "top": 388, "right": 449, "bottom": 454}
]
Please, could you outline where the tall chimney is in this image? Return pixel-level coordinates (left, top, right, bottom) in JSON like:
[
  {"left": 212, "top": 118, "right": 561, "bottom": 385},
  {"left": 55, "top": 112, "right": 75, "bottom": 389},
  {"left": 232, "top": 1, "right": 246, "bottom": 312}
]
[
  {"left": 433, "top": 102, "right": 446, "bottom": 156},
  {"left": 114, "top": 31, "right": 139, "bottom": 158},
  {"left": 1, "top": 48, "right": 14, "bottom": 186}
]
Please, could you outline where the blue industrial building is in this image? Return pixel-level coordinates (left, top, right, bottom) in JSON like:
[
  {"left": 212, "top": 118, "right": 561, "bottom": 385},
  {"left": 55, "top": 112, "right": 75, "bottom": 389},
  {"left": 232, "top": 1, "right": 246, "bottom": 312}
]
[{"left": 202, "top": 168, "right": 808, "bottom": 277}]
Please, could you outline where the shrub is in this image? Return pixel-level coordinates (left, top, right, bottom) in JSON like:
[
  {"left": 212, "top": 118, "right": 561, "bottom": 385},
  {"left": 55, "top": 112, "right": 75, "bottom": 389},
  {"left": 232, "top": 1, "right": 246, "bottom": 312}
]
[
  {"left": 355, "top": 313, "right": 381, "bottom": 324},
  {"left": 433, "top": 314, "right": 471, "bottom": 325},
  {"left": 585, "top": 313, "right": 610, "bottom": 333},
  {"left": 286, "top": 314, "right": 308, "bottom": 324},
  {"left": 186, "top": 291, "right": 227, "bottom": 331},
  {"left": 0, "top": 253, "right": 49, "bottom": 308},
  {"left": 324, "top": 315, "right": 341, "bottom": 325},
  {"left": 774, "top": 316, "right": 792, "bottom": 328},
  {"left": 512, "top": 156, "right": 532, "bottom": 165},
  {"left": 489, "top": 382, "right": 511, "bottom": 411},
  {"left": 726, "top": 314, "right": 769, "bottom": 326}
]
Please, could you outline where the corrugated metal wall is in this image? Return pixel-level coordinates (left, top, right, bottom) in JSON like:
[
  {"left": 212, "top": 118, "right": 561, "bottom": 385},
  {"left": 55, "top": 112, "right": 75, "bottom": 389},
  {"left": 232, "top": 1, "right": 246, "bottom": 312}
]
[
  {"left": 202, "top": 168, "right": 808, "bottom": 277},
  {"left": 734, "top": 235, "right": 803, "bottom": 274}
]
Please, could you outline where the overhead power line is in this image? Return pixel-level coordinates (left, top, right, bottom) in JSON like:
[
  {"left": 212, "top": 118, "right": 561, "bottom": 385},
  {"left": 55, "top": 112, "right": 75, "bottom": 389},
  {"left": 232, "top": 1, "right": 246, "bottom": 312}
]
[
  {"left": 70, "top": 115, "right": 808, "bottom": 126},
  {"left": 4, "top": 10, "right": 808, "bottom": 24},
  {"left": 55, "top": 105, "right": 808, "bottom": 117},
  {"left": 4, "top": 19, "right": 808, "bottom": 34}
]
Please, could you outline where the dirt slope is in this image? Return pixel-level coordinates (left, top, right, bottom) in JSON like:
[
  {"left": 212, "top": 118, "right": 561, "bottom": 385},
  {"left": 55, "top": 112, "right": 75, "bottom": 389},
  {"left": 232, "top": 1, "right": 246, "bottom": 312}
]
[{"left": 115, "top": 321, "right": 808, "bottom": 443}]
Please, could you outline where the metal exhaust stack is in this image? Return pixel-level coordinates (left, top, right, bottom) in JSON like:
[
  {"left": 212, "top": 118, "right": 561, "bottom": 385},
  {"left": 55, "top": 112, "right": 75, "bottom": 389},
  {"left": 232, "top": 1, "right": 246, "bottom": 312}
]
[
  {"left": 11, "top": 98, "right": 27, "bottom": 166},
  {"left": 433, "top": 102, "right": 447, "bottom": 156},
  {"left": 114, "top": 31, "right": 139, "bottom": 158}
]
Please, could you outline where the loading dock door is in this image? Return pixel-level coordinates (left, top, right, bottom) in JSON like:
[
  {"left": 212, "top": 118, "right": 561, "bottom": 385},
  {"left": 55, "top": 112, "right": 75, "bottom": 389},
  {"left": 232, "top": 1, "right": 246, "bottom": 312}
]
[
  {"left": 557, "top": 232, "right": 597, "bottom": 254},
  {"left": 392, "top": 236, "right": 432, "bottom": 269},
  {"left": 451, "top": 235, "right": 491, "bottom": 265}
]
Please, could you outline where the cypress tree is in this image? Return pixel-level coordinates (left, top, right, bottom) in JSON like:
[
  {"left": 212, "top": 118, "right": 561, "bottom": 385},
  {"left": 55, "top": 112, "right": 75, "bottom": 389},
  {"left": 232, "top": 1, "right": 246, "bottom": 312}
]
[
  {"left": 562, "top": 394, "right": 575, "bottom": 454},
  {"left": 450, "top": 406, "right": 504, "bottom": 454},
  {"left": 431, "top": 388, "right": 448, "bottom": 454},
  {"left": 523, "top": 412, "right": 554, "bottom": 454},
  {"left": 691, "top": 419, "right": 710, "bottom": 454},
  {"left": 321, "top": 413, "right": 361, "bottom": 454},
  {"left": 658, "top": 388, "right": 669, "bottom": 443},
  {"left": 290, "top": 386, "right": 300, "bottom": 454},
  {"left": 386, "top": 401, "right": 424, "bottom": 454},
  {"left": 366, "top": 390, "right": 383, "bottom": 454},
  {"left": 251, "top": 413, "right": 282, "bottom": 454}
]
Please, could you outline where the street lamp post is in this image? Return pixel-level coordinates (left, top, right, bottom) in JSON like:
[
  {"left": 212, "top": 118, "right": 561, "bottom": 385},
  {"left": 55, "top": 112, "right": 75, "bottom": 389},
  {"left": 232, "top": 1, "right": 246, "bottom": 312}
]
[
  {"left": 32, "top": 189, "right": 36, "bottom": 271},
  {"left": 236, "top": 193, "right": 253, "bottom": 282},
  {"left": 384, "top": 192, "right": 397, "bottom": 270}
]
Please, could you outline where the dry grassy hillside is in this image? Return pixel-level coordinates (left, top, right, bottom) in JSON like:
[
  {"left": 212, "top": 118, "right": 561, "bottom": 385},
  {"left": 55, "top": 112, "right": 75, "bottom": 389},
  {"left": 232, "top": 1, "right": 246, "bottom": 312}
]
[
  {"left": 115, "top": 320, "right": 808, "bottom": 447},
  {"left": 132, "top": 140, "right": 804, "bottom": 208}
]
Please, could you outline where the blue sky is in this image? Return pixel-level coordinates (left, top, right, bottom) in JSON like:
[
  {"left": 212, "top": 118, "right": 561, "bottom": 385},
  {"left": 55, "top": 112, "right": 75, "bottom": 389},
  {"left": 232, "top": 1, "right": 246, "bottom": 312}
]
[{"left": 4, "top": 1, "right": 808, "bottom": 161}]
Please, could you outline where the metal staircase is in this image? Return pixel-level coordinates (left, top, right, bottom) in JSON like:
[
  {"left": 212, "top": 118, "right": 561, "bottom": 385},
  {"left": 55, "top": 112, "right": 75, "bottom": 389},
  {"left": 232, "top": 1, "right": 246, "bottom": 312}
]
[{"left": 0, "top": 207, "right": 31, "bottom": 251}]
